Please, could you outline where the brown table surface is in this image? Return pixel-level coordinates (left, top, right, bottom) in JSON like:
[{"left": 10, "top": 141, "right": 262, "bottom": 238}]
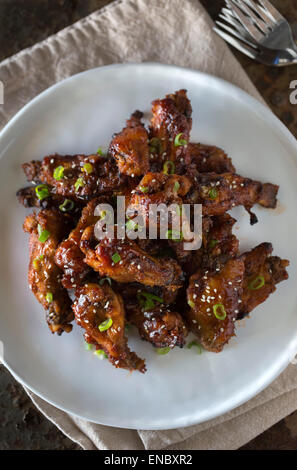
[{"left": 0, "top": 0, "right": 296, "bottom": 451}]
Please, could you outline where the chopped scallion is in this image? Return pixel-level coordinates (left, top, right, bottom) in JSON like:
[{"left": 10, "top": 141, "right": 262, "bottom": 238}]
[
  {"left": 111, "top": 253, "right": 121, "bottom": 264},
  {"left": 98, "top": 318, "right": 113, "bottom": 332},
  {"left": 248, "top": 276, "right": 265, "bottom": 290},
  {"left": 174, "top": 133, "right": 187, "bottom": 147},
  {"left": 59, "top": 199, "right": 74, "bottom": 212},
  {"left": 163, "top": 160, "right": 175, "bottom": 175},
  {"left": 187, "top": 341, "right": 202, "bottom": 354},
  {"left": 35, "top": 184, "right": 50, "bottom": 201},
  {"left": 213, "top": 303, "right": 226, "bottom": 320},
  {"left": 74, "top": 177, "right": 85, "bottom": 192},
  {"left": 53, "top": 165, "right": 64, "bottom": 181}
]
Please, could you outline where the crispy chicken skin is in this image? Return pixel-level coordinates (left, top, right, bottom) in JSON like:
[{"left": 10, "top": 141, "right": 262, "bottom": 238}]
[
  {"left": 73, "top": 283, "right": 146, "bottom": 372},
  {"left": 149, "top": 89, "right": 192, "bottom": 168},
  {"left": 185, "top": 171, "right": 279, "bottom": 215},
  {"left": 109, "top": 112, "right": 150, "bottom": 176},
  {"left": 80, "top": 225, "right": 183, "bottom": 290},
  {"left": 54, "top": 198, "right": 106, "bottom": 289},
  {"left": 22, "top": 154, "right": 127, "bottom": 201},
  {"left": 238, "top": 243, "right": 289, "bottom": 319},
  {"left": 127, "top": 306, "right": 188, "bottom": 349},
  {"left": 186, "top": 258, "right": 245, "bottom": 352},
  {"left": 23, "top": 209, "right": 74, "bottom": 334},
  {"left": 184, "top": 143, "right": 236, "bottom": 174}
]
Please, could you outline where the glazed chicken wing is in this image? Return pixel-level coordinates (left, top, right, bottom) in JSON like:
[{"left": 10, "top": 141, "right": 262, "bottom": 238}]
[
  {"left": 80, "top": 226, "right": 183, "bottom": 291},
  {"left": 149, "top": 89, "right": 192, "bottom": 169},
  {"left": 109, "top": 111, "right": 150, "bottom": 176},
  {"left": 127, "top": 305, "right": 188, "bottom": 349},
  {"left": 54, "top": 198, "right": 107, "bottom": 289},
  {"left": 238, "top": 243, "right": 289, "bottom": 319},
  {"left": 22, "top": 154, "right": 127, "bottom": 201},
  {"left": 186, "top": 258, "right": 245, "bottom": 352},
  {"left": 185, "top": 171, "right": 278, "bottom": 216},
  {"left": 73, "top": 283, "right": 146, "bottom": 372},
  {"left": 23, "top": 209, "right": 74, "bottom": 334}
]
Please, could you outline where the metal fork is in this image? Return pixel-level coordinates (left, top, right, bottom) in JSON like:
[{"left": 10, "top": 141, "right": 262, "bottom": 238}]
[{"left": 214, "top": 0, "right": 297, "bottom": 66}]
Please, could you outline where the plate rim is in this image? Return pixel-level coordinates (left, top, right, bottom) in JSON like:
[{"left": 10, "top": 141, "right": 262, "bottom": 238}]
[{"left": 1, "top": 62, "right": 297, "bottom": 430}]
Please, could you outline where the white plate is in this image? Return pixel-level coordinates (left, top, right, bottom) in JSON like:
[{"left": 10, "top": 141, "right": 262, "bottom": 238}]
[{"left": 0, "top": 63, "right": 297, "bottom": 430}]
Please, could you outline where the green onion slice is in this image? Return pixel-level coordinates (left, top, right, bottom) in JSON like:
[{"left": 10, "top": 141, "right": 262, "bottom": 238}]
[
  {"left": 139, "top": 185, "right": 149, "bottom": 193},
  {"left": 83, "top": 163, "right": 93, "bottom": 174},
  {"left": 126, "top": 219, "right": 138, "bottom": 231},
  {"left": 37, "top": 224, "right": 50, "bottom": 243},
  {"left": 209, "top": 239, "right": 218, "bottom": 249},
  {"left": 213, "top": 303, "right": 227, "bottom": 320},
  {"left": 46, "top": 292, "right": 53, "bottom": 303},
  {"left": 59, "top": 199, "right": 75, "bottom": 212},
  {"left": 97, "top": 147, "right": 103, "bottom": 155},
  {"left": 111, "top": 253, "right": 121, "bottom": 264},
  {"left": 174, "top": 133, "right": 187, "bottom": 147},
  {"left": 163, "top": 160, "right": 175, "bottom": 175},
  {"left": 74, "top": 177, "right": 85, "bottom": 192},
  {"left": 165, "top": 229, "right": 183, "bottom": 242},
  {"left": 35, "top": 184, "right": 50, "bottom": 201},
  {"left": 156, "top": 347, "right": 171, "bottom": 355},
  {"left": 85, "top": 342, "right": 93, "bottom": 351},
  {"left": 173, "top": 181, "right": 180, "bottom": 192},
  {"left": 98, "top": 318, "right": 113, "bottom": 332},
  {"left": 99, "top": 277, "right": 112, "bottom": 286},
  {"left": 138, "top": 291, "right": 163, "bottom": 311},
  {"left": 187, "top": 341, "right": 202, "bottom": 354},
  {"left": 188, "top": 299, "right": 195, "bottom": 309},
  {"left": 53, "top": 165, "right": 64, "bottom": 181},
  {"left": 248, "top": 276, "right": 265, "bottom": 290},
  {"left": 94, "top": 349, "right": 108, "bottom": 359},
  {"left": 209, "top": 188, "right": 218, "bottom": 199}
]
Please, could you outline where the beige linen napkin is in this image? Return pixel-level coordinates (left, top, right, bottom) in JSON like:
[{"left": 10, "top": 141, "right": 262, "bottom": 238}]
[{"left": 1, "top": 0, "right": 296, "bottom": 450}]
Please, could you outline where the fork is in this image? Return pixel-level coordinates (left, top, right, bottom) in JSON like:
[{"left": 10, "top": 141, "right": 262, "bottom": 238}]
[{"left": 214, "top": 0, "right": 297, "bottom": 66}]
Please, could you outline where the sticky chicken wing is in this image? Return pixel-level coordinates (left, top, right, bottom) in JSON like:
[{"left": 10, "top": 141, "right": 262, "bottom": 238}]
[
  {"left": 185, "top": 171, "right": 278, "bottom": 216},
  {"left": 109, "top": 111, "right": 150, "bottom": 176},
  {"left": 22, "top": 153, "right": 127, "bottom": 201},
  {"left": 23, "top": 209, "right": 74, "bottom": 334},
  {"left": 54, "top": 198, "right": 106, "bottom": 289},
  {"left": 80, "top": 226, "right": 183, "bottom": 291},
  {"left": 186, "top": 258, "right": 245, "bottom": 352},
  {"left": 73, "top": 283, "right": 146, "bottom": 372},
  {"left": 127, "top": 305, "right": 188, "bottom": 349},
  {"left": 238, "top": 243, "right": 289, "bottom": 319},
  {"left": 149, "top": 89, "right": 192, "bottom": 168}
]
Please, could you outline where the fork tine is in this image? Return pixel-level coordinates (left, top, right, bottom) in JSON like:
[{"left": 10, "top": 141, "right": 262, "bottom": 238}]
[
  {"left": 258, "top": 0, "right": 285, "bottom": 23},
  {"left": 213, "top": 26, "right": 258, "bottom": 60},
  {"left": 226, "top": 0, "right": 264, "bottom": 42},
  {"left": 240, "top": 0, "right": 275, "bottom": 26},
  {"left": 215, "top": 21, "right": 258, "bottom": 48},
  {"left": 232, "top": 0, "right": 269, "bottom": 34},
  {"left": 219, "top": 13, "right": 250, "bottom": 36}
]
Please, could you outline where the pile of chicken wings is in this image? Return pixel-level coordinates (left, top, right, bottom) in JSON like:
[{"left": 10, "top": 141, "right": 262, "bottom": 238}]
[{"left": 17, "top": 90, "right": 289, "bottom": 373}]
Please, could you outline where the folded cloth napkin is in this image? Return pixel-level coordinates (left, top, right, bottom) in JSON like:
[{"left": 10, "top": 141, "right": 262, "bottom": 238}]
[{"left": 1, "top": 0, "right": 296, "bottom": 450}]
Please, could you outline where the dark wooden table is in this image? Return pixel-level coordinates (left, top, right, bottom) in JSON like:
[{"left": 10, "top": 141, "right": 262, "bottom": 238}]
[{"left": 0, "top": 0, "right": 296, "bottom": 450}]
